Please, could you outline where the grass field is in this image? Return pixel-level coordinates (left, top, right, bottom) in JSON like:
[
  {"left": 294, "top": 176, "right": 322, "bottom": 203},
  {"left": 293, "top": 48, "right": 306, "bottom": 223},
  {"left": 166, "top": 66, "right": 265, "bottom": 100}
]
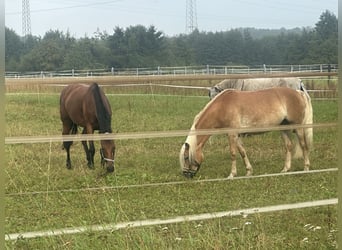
[{"left": 5, "top": 80, "right": 338, "bottom": 249}]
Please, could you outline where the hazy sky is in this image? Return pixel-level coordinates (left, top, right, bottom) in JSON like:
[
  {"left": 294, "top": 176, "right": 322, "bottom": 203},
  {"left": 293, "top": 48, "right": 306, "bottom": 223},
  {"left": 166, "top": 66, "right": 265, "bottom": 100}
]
[{"left": 5, "top": 0, "right": 338, "bottom": 38}]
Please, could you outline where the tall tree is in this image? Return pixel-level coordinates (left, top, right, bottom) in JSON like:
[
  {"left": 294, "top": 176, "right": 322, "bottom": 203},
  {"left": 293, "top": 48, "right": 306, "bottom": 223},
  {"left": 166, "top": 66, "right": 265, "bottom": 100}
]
[
  {"left": 5, "top": 28, "right": 23, "bottom": 71},
  {"left": 307, "top": 10, "right": 338, "bottom": 63},
  {"left": 315, "top": 10, "right": 338, "bottom": 40}
]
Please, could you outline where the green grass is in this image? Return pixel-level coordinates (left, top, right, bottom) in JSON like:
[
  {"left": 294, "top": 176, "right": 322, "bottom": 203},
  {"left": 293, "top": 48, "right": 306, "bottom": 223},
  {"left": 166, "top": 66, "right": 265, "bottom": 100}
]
[
  {"left": 8, "top": 206, "right": 338, "bottom": 249},
  {"left": 5, "top": 83, "right": 337, "bottom": 249}
]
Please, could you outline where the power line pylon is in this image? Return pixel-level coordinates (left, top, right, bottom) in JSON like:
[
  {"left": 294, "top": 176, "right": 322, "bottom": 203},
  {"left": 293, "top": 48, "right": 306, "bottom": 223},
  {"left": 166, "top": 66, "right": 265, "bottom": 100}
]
[
  {"left": 22, "top": 0, "right": 32, "bottom": 38},
  {"left": 186, "top": 0, "right": 197, "bottom": 33}
]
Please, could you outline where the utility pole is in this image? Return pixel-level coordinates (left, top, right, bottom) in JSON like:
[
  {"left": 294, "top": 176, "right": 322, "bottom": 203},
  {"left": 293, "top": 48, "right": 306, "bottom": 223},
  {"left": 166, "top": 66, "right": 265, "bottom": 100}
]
[
  {"left": 22, "top": 0, "right": 32, "bottom": 38},
  {"left": 186, "top": 0, "right": 197, "bottom": 33}
]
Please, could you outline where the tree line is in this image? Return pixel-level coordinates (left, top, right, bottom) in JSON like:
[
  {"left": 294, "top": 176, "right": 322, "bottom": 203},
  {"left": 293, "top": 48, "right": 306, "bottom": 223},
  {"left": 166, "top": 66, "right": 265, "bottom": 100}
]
[{"left": 5, "top": 10, "right": 337, "bottom": 72}]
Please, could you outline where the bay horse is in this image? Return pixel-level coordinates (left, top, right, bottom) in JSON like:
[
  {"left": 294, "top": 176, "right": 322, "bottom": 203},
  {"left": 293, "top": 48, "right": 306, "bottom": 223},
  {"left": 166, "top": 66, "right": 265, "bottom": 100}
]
[
  {"left": 60, "top": 83, "right": 116, "bottom": 173},
  {"left": 209, "top": 77, "right": 306, "bottom": 99},
  {"left": 180, "top": 87, "right": 313, "bottom": 178}
]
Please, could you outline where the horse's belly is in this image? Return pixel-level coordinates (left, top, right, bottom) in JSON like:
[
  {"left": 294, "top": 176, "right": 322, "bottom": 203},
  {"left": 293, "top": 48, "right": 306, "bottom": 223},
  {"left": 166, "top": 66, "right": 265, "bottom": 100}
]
[{"left": 239, "top": 112, "right": 284, "bottom": 128}]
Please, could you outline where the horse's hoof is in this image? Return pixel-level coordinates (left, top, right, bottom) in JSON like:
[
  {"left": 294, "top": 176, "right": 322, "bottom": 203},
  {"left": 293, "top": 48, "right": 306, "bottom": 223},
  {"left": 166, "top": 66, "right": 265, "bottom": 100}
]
[
  {"left": 227, "top": 174, "right": 234, "bottom": 180},
  {"left": 66, "top": 162, "right": 72, "bottom": 169},
  {"left": 87, "top": 163, "right": 94, "bottom": 169}
]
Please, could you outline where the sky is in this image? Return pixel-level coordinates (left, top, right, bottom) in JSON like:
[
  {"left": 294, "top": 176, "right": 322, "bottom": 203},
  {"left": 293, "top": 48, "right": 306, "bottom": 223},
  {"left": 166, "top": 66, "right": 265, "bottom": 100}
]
[{"left": 5, "top": 0, "right": 338, "bottom": 38}]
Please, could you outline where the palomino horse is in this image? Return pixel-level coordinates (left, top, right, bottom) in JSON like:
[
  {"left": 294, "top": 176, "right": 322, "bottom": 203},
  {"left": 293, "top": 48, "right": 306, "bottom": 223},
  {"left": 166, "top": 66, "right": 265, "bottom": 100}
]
[
  {"left": 180, "top": 87, "right": 313, "bottom": 178},
  {"left": 60, "top": 83, "right": 116, "bottom": 172},
  {"left": 209, "top": 77, "right": 306, "bottom": 99}
]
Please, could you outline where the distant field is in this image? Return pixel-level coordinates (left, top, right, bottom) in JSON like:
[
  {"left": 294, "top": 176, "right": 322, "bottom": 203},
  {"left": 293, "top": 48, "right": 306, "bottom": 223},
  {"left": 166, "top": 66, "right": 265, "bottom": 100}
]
[{"left": 5, "top": 79, "right": 337, "bottom": 249}]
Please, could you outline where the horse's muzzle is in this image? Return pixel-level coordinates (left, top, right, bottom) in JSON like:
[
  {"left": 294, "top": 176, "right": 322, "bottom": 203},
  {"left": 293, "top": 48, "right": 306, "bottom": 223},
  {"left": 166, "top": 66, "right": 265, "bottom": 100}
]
[
  {"left": 183, "top": 171, "right": 196, "bottom": 179},
  {"left": 106, "top": 164, "right": 114, "bottom": 173}
]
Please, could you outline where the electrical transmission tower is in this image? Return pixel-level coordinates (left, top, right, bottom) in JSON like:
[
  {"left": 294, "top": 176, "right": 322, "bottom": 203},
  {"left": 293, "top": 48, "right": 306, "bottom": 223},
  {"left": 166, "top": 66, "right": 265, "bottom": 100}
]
[
  {"left": 22, "top": 0, "right": 32, "bottom": 37},
  {"left": 186, "top": 0, "right": 197, "bottom": 33}
]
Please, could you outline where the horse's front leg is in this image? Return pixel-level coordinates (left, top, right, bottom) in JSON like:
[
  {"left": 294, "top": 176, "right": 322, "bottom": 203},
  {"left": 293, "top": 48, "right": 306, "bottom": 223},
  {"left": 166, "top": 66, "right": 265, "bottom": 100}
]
[
  {"left": 81, "top": 139, "right": 91, "bottom": 168},
  {"left": 228, "top": 134, "right": 238, "bottom": 179},
  {"left": 62, "top": 121, "right": 74, "bottom": 169},
  {"left": 88, "top": 140, "right": 95, "bottom": 168},
  {"left": 81, "top": 128, "right": 95, "bottom": 169},
  {"left": 64, "top": 141, "right": 72, "bottom": 169}
]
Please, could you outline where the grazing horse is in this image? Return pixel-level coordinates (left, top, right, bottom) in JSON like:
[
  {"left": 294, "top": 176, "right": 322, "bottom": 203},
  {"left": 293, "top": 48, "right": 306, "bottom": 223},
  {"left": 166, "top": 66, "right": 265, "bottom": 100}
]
[
  {"left": 60, "top": 83, "right": 116, "bottom": 173},
  {"left": 209, "top": 77, "right": 306, "bottom": 99},
  {"left": 180, "top": 87, "right": 313, "bottom": 178}
]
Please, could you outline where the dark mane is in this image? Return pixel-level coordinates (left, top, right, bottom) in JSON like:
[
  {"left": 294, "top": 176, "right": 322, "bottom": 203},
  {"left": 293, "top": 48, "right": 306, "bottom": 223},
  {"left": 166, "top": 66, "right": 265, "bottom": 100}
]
[{"left": 90, "top": 83, "right": 112, "bottom": 133}]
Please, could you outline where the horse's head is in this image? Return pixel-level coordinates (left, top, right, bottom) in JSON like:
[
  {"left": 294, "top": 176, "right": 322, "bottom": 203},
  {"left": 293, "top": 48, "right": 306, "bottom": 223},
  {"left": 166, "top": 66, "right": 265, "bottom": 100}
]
[
  {"left": 100, "top": 138, "right": 116, "bottom": 173},
  {"left": 208, "top": 86, "right": 222, "bottom": 100},
  {"left": 179, "top": 141, "right": 203, "bottom": 178}
]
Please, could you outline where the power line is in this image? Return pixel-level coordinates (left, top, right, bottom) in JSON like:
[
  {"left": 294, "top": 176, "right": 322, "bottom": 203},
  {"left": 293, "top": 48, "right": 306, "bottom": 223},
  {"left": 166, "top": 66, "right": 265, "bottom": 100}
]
[
  {"left": 5, "top": 168, "right": 337, "bottom": 196},
  {"left": 8, "top": 0, "right": 124, "bottom": 15}
]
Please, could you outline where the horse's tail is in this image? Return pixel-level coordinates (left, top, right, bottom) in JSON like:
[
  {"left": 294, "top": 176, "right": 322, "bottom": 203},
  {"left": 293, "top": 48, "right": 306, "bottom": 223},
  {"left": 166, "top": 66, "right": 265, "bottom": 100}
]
[
  {"left": 91, "top": 83, "right": 112, "bottom": 133},
  {"left": 293, "top": 88, "right": 313, "bottom": 158}
]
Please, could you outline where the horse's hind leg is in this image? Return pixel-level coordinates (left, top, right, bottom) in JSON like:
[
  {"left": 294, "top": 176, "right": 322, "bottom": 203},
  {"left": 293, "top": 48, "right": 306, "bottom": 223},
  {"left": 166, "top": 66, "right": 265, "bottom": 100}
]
[
  {"left": 236, "top": 137, "right": 253, "bottom": 176},
  {"left": 295, "top": 128, "right": 310, "bottom": 171},
  {"left": 281, "top": 131, "right": 292, "bottom": 172}
]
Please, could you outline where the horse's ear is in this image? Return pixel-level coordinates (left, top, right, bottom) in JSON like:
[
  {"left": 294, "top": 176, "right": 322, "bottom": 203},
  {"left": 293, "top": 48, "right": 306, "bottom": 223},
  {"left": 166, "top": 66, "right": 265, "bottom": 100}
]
[{"left": 185, "top": 143, "right": 190, "bottom": 150}]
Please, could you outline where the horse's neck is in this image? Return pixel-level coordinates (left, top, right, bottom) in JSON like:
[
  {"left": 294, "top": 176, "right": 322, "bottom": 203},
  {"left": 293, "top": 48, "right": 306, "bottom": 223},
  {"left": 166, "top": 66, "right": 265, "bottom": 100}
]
[
  {"left": 190, "top": 97, "right": 224, "bottom": 150},
  {"left": 196, "top": 134, "right": 211, "bottom": 149},
  {"left": 191, "top": 119, "right": 215, "bottom": 149}
]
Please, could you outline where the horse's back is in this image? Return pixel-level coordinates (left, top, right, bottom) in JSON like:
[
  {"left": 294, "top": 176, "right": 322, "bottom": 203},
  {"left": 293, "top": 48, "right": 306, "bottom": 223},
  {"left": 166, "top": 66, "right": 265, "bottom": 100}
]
[
  {"left": 242, "top": 77, "right": 301, "bottom": 90},
  {"left": 60, "top": 84, "right": 90, "bottom": 109},
  {"left": 211, "top": 77, "right": 303, "bottom": 99},
  {"left": 219, "top": 87, "right": 304, "bottom": 105},
  {"left": 60, "top": 83, "right": 90, "bottom": 99},
  {"left": 214, "top": 87, "right": 307, "bottom": 125},
  {"left": 60, "top": 84, "right": 94, "bottom": 125}
]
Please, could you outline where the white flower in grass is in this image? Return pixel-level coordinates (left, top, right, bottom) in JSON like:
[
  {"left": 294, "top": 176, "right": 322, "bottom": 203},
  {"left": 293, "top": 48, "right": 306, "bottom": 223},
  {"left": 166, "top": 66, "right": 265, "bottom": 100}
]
[
  {"left": 302, "top": 237, "right": 309, "bottom": 243},
  {"left": 195, "top": 223, "right": 203, "bottom": 228}
]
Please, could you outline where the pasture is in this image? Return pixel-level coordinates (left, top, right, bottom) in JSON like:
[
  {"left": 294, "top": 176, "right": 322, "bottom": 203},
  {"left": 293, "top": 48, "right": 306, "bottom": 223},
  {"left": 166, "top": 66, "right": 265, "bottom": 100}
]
[{"left": 5, "top": 79, "right": 337, "bottom": 249}]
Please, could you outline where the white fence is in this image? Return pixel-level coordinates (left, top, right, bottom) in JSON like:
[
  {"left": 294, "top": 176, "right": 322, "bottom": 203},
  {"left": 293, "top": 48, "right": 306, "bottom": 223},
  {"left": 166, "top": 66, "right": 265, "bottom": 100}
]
[
  {"left": 6, "top": 196, "right": 338, "bottom": 240},
  {"left": 5, "top": 63, "right": 338, "bottom": 78}
]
